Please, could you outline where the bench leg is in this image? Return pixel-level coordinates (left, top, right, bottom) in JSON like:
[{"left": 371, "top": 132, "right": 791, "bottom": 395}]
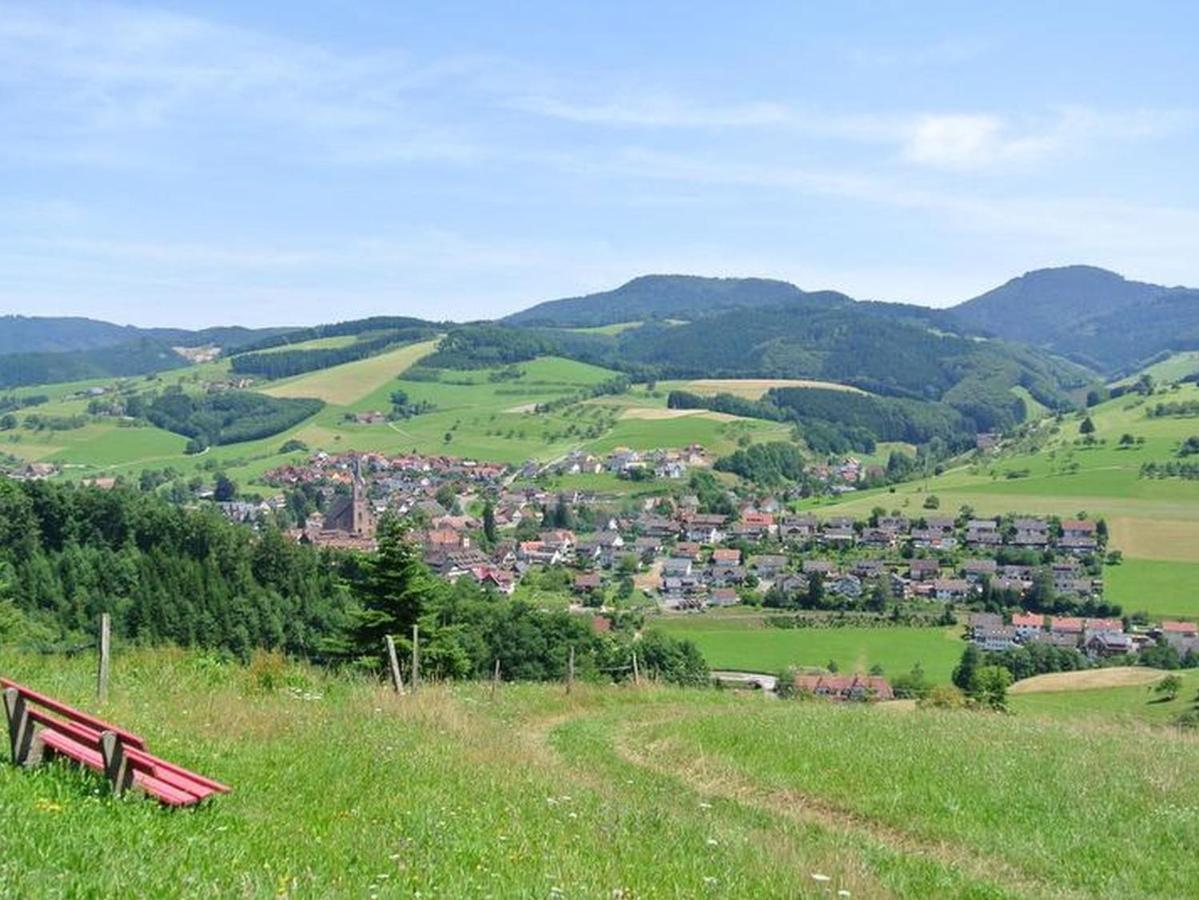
[
  {"left": 99, "top": 731, "right": 133, "bottom": 796},
  {"left": 3, "top": 687, "right": 39, "bottom": 766}
]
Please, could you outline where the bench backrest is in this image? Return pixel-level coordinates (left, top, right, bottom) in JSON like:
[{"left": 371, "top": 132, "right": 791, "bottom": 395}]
[{"left": 0, "top": 678, "right": 145, "bottom": 749}]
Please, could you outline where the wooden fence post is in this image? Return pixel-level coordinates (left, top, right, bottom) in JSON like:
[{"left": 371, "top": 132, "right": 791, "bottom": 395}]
[
  {"left": 385, "top": 635, "right": 406, "bottom": 695},
  {"left": 411, "top": 624, "right": 420, "bottom": 691},
  {"left": 566, "top": 646, "right": 575, "bottom": 694},
  {"left": 97, "top": 613, "right": 111, "bottom": 704},
  {"left": 632, "top": 650, "right": 640, "bottom": 686},
  {"left": 491, "top": 659, "right": 501, "bottom": 697}
]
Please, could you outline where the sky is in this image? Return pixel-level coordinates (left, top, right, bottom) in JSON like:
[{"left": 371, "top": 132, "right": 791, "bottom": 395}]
[{"left": 2, "top": 1, "right": 1199, "bottom": 328}]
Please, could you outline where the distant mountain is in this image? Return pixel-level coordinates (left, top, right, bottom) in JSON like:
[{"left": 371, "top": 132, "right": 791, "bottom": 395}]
[
  {"left": 949, "top": 266, "right": 1199, "bottom": 373},
  {"left": 0, "top": 315, "right": 291, "bottom": 357},
  {"left": 502, "top": 275, "right": 851, "bottom": 327},
  {"left": 0, "top": 338, "right": 190, "bottom": 389}
]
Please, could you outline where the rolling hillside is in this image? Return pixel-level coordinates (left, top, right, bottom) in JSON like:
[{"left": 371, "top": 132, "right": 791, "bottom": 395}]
[{"left": 3, "top": 650, "right": 1196, "bottom": 899}]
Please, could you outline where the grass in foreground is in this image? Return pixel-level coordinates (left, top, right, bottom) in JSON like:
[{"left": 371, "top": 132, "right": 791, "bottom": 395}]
[{"left": 2, "top": 650, "right": 1196, "bottom": 897}]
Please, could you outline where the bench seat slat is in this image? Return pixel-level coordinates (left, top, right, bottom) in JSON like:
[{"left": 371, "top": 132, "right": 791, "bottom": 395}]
[{"left": 125, "top": 746, "right": 232, "bottom": 795}]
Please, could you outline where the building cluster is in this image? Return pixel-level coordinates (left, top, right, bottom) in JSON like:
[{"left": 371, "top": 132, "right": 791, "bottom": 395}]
[
  {"left": 967, "top": 613, "right": 1199, "bottom": 660},
  {"left": 547, "top": 446, "right": 710, "bottom": 480}
]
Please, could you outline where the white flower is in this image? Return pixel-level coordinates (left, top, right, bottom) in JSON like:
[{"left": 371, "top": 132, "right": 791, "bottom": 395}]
[{"left": 811, "top": 873, "right": 831, "bottom": 882}]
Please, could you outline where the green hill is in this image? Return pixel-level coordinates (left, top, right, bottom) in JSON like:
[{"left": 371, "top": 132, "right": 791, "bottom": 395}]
[
  {"left": 951, "top": 265, "right": 1199, "bottom": 373},
  {"left": 3, "top": 650, "right": 1196, "bottom": 898}
]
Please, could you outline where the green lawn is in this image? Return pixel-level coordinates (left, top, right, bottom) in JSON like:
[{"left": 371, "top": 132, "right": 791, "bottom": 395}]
[
  {"left": 1104, "top": 558, "right": 1199, "bottom": 619},
  {"left": 655, "top": 621, "right": 965, "bottom": 683}
]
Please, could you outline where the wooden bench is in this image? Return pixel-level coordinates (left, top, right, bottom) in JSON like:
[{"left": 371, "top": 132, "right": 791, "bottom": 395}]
[{"left": 2, "top": 678, "right": 230, "bottom": 807}]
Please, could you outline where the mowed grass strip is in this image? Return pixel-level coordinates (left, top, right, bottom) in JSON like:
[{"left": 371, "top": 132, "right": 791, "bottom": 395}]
[{"left": 262, "top": 339, "right": 440, "bottom": 404}]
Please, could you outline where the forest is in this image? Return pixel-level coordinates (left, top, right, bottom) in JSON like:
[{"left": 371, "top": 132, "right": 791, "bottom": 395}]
[
  {"left": 0, "top": 338, "right": 189, "bottom": 389},
  {"left": 145, "top": 390, "right": 324, "bottom": 449},
  {"left": 421, "top": 325, "right": 560, "bottom": 368},
  {"left": 0, "top": 480, "right": 709, "bottom": 686}
]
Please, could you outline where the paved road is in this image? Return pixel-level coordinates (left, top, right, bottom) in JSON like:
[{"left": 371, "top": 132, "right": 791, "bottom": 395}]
[{"left": 711, "top": 670, "right": 778, "bottom": 692}]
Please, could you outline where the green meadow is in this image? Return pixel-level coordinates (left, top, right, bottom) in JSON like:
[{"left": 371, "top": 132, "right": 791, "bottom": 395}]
[
  {"left": 656, "top": 619, "right": 965, "bottom": 683},
  {"left": 1009, "top": 670, "right": 1199, "bottom": 726},
  {"left": 2, "top": 649, "right": 1195, "bottom": 898}
]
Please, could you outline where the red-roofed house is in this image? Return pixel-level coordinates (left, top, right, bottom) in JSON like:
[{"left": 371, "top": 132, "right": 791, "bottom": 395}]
[{"left": 793, "top": 674, "right": 894, "bottom": 702}]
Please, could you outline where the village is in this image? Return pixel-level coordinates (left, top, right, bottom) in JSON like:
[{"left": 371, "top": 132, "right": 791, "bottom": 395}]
[{"left": 213, "top": 448, "right": 1199, "bottom": 678}]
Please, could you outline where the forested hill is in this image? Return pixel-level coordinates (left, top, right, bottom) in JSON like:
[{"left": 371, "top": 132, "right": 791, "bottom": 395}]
[
  {"left": 0, "top": 315, "right": 290, "bottom": 356},
  {"left": 502, "top": 274, "right": 851, "bottom": 327},
  {"left": 949, "top": 266, "right": 1199, "bottom": 373}
]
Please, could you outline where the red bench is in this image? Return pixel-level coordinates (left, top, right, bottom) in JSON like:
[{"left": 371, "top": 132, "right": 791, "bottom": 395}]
[{"left": 2, "top": 678, "right": 230, "bottom": 807}]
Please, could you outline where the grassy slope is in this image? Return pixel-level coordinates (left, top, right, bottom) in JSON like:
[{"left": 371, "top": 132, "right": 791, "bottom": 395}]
[
  {"left": 3, "top": 650, "right": 1195, "bottom": 898},
  {"left": 1009, "top": 669, "right": 1199, "bottom": 726},
  {"left": 656, "top": 619, "right": 964, "bottom": 682}
]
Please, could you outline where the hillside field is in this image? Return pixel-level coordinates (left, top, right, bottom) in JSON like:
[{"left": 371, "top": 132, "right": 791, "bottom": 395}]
[
  {"left": 2, "top": 650, "right": 1195, "bottom": 898},
  {"left": 655, "top": 618, "right": 965, "bottom": 683}
]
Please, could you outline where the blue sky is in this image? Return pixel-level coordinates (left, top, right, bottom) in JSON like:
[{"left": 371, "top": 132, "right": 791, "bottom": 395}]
[{"left": 3, "top": 1, "right": 1198, "bottom": 327}]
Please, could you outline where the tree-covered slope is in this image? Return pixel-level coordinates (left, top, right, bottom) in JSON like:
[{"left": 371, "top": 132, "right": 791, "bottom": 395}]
[
  {"left": 0, "top": 315, "right": 289, "bottom": 356},
  {"left": 502, "top": 274, "right": 850, "bottom": 327},
  {"left": 950, "top": 265, "right": 1199, "bottom": 373}
]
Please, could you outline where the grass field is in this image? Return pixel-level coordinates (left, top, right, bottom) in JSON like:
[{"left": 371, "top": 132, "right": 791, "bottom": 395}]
[
  {"left": 1104, "top": 558, "right": 1199, "bottom": 619},
  {"left": 1009, "top": 669, "right": 1198, "bottom": 727},
  {"left": 3, "top": 649, "right": 1195, "bottom": 898},
  {"left": 655, "top": 619, "right": 965, "bottom": 682},
  {"left": 261, "top": 339, "right": 441, "bottom": 404},
  {"left": 681, "top": 378, "right": 866, "bottom": 399}
]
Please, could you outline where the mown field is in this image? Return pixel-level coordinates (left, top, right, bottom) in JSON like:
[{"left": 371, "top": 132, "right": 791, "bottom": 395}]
[
  {"left": 2, "top": 650, "right": 1195, "bottom": 898},
  {"left": 656, "top": 618, "right": 964, "bottom": 683},
  {"left": 1008, "top": 668, "right": 1199, "bottom": 726}
]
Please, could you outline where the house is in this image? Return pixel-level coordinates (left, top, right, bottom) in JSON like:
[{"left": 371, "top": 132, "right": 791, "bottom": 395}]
[
  {"left": 773, "top": 573, "right": 810, "bottom": 596},
  {"left": 1083, "top": 631, "right": 1135, "bottom": 659},
  {"left": 802, "top": 559, "right": 837, "bottom": 577},
  {"left": 860, "top": 528, "right": 896, "bottom": 549},
  {"left": 592, "top": 531, "right": 625, "bottom": 567},
  {"left": 751, "top": 554, "right": 788, "bottom": 578},
  {"left": 468, "top": 565, "right": 515, "bottom": 595},
  {"left": 793, "top": 674, "right": 894, "bottom": 702},
  {"left": 661, "top": 557, "right": 694, "bottom": 579},
  {"left": 975, "top": 625, "right": 1019, "bottom": 652},
  {"left": 1011, "top": 517, "right": 1050, "bottom": 548},
  {"left": 966, "top": 519, "right": 1001, "bottom": 549},
  {"left": 852, "top": 559, "right": 886, "bottom": 579},
  {"left": 909, "top": 528, "right": 957, "bottom": 551},
  {"left": 1050, "top": 616, "right": 1084, "bottom": 634},
  {"left": 908, "top": 559, "right": 940, "bottom": 582},
  {"left": 877, "top": 515, "right": 910, "bottom": 533},
  {"left": 1011, "top": 612, "right": 1044, "bottom": 637},
  {"left": 639, "top": 516, "right": 679, "bottom": 539},
  {"left": 1026, "top": 631, "right": 1082, "bottom": 649},
  {"left": 962, "top": 559, "right": 998, "bottom": 582},
  {"left": 674, "top": 542, "right": 704, "bottom": 561},
  {"left": 821, "top": 524, "right": 857, "bottom": 547},
  {"left": 708, "top": 588, "right": 740, "bottom": 608},
  {"left": 779, "top": 515, "right": 819, "bottom": 542},
  {"left": 932, "top": 578, "right": 971, "bottom": 602},
  {"left": 518, "top": 541, "right": 561, "bottom": 566},
  {"left": 707, "top": 565, "right": 745, "bottom": 587},
  {"left": 711, "top": 548, "right": 741, "bottom": 565},
  {"left": 967, "top": 612, "right": 1003, "bottom": 637},
  {"left": 829, "top": 573, "right": 863, "bottom": 598},
  {"left": 573, "top": 572, "right": 602, "bottom": 595},
  {"left": 632, "top": 535, "right": 663, "bottom": 558},
  {"left": 1058, "top": 520, "right": 1098, "bottom": 555},
  {"left": 682, "top": 513, "right": 727, "bottom": 544}
]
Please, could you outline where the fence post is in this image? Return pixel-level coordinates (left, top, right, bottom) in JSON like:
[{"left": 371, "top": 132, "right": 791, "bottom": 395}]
[
  {"left": 411, "top": 624, "right": 420, "bottom": 691},
  {"left": 385, "top": 635, "right": 406, "bottom": 695},
  {"left": 491, "top": 659, "right": 501, "bottom": 697},
  {"left": 97, "top": 613, "right": 111, "bottom": 704},
  {"left": 632, "top": 650, "right": 640, "bottom": 686},
  {"left": 566, "top": 646, "right": 575, "bottom": 694}
]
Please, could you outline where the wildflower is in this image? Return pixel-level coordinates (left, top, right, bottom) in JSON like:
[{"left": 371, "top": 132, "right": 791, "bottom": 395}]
[
  {"left": 811, "top": 873, "right": 831, "bottom": 883},
  {"left": 706, "top": 838, "right": 719, "bottom": 847}
]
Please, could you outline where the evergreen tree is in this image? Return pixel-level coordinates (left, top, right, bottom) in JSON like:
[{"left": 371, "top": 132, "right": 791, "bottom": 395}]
[{"left": 348, "top": 518, "right": 445, "bottom": 664}]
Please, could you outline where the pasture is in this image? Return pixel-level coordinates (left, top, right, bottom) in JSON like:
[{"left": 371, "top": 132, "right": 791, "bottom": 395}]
[
  {"left": 680, "top": 378, "right": 866, "bottom": 399},
  {"left": 261, "top": 338, "right": 441, "bottom": 404},
  {"left": 3, "top": 649, "right": 1195, "bottom": 898},
  {"left": 655, "top": 619, "right": 964, "bottom": 683}
]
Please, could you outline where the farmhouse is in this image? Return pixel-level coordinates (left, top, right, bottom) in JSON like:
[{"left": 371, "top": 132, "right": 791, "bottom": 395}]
[{"left": 793, "top": 674, "right": 895, "bottom": 702}]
